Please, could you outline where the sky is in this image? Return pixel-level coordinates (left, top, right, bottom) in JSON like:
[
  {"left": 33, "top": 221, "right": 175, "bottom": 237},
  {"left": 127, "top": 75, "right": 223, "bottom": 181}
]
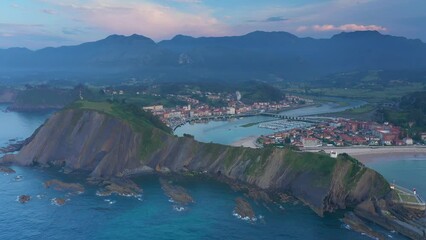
[{"left": 1, "top": 0, "right": 425, "bottom": 49}]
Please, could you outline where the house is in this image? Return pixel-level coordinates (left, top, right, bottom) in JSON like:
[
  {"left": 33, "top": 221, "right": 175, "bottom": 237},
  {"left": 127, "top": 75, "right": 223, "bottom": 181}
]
[
  {"left": 227, "top": 107, "right": 236, "bottom": 115},
  {"left": 382, "top": 134, "right": 396, "bottom": 146},
  {"left": 421, "top": 133, "right": 426, "bottom": 141},
  {"left": 404, "top": 137, "right": 414, "bottom": 145}
]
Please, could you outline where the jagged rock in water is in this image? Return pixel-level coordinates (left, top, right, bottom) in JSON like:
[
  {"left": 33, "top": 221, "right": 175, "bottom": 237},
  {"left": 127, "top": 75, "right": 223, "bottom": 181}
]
[
  {"left": 44, "top": 179, "right": 85, "bottom": 194},
  {"left": 342, "top": 212, "right": 385, "bottom": 240},
  {"left": 160, "top": 178, "right": 193, "bottom": 205},
  {"left": 234, "top": 197, "right": 256, "bottom": 220},
  {"left": 18, "top": 195, "right": 31, "bottom": 204},
  {"left": 51, "top": 198, "right": 66, "bottom": 206},
  {"left": 355, "top": 199, "right": 426, "bottom": 240},
  {"left": 0, "top": 166, "right": 16, "bottom": 174},
  {"left": 96, "top": 178, "right": 142, "bottom": 197}
]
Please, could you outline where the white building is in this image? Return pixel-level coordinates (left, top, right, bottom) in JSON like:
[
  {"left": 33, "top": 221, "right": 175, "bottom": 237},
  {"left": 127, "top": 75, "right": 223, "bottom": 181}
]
[
  {"left": 404, "top": 137, "right": 414, "bottom": 145},
  {"left": 227, "top": 107, "right": 236, "bottom": 115},
  {"left": 143, "top": 105, "right": 164, "bottom": 111},
  {"left": 302, "top": 137, "right": 321, "bottom": 148}
]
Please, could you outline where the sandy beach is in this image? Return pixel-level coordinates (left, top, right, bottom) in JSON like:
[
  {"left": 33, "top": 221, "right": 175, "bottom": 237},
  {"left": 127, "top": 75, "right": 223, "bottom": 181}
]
[
  {"left": 231, "top": 136, "right": 259, "bottom": 148},
  {"left": 303, "top": 146, "right": 426, "bottom": 163},
  {"left": 230, "top": 137, "right": 426, "bottom": 162}
]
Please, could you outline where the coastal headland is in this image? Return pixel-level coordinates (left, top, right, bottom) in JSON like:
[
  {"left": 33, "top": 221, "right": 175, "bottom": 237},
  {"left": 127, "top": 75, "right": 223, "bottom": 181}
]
[{"left": 1, "top": 101, "right": 425, "bottom": 239}]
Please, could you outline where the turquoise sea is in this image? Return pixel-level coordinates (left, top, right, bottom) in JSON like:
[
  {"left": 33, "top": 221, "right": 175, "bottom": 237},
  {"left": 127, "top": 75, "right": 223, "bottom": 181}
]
[{"left": 0, "top": 103, "right": 422, "bottom": 240}]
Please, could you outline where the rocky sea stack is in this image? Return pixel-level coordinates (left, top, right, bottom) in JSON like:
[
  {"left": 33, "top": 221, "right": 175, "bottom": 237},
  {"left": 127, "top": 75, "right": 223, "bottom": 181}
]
[{"left": 0, "top": 101, "right": 391, "bottom": 216}]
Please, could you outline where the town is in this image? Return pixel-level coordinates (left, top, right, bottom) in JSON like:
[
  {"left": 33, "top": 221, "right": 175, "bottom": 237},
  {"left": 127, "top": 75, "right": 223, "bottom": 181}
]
[
  {"left": 139, "top": 91, "right": 313, "bottom": 129},
  {"left": 102, "top": 87, "right": 426, "bottom": 148},
  {"left": 259, "top": 118, "right": 422, "bottom": 148}
]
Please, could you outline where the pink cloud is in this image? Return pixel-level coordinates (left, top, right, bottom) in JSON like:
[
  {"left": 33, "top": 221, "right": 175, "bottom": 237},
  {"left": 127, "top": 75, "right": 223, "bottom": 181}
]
[
  {"left": 46, "top": 0, "right": 229, "bottom": 40},
  {"left": 298, "top": 24, "right": 387, "bottom": 32},
  {"left": 169, "top": 0, "right": 202, "bottom": 3}
]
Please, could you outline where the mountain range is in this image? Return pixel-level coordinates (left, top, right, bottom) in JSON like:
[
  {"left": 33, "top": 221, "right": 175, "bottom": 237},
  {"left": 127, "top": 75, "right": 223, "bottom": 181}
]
[{"left": 1, "top": 31, "right": 426, "bottom": 82}]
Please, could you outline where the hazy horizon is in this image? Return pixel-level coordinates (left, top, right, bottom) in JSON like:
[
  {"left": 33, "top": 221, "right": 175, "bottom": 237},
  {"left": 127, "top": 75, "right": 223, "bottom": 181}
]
[
  {"left": 1, "top": 0, "right": 425, "bottom": 49},
  {"left": 2, "top": 30, "right": 425, "bottom": 51}
]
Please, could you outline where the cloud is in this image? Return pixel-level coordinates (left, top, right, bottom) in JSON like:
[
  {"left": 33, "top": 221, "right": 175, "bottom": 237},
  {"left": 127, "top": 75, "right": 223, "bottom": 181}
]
[
  {"left": 247, "top": 16, "right": 289, "bottom": 23},
  {"left": 0, "top": 23, "right": 74, "bottom": 49},
  {"left": 43, "top": 0, "right": 229, "bottom": 40},
  {"left": 168, "top": 0, "right": 202, "bottom": 3},
  {"left": 1, "top": 33, "right": 14, "bottom": 37},
  {"left": 62, "top": 27, "right": 86, "bottom": 35},
  {"left": 0, "top": 23, "right": 45, "bottom": 35},
  {"left": 265, "top": 16, "right": 289, "bottom": 22},
  {"left": 10, "top": 4, "right": 20, "bottom": 8},
  {"left": 297, "top": 24, "right": 387, "bottom": 32},
  {"left": 42, "top": 9, "right": 56, "bottom": 15}
]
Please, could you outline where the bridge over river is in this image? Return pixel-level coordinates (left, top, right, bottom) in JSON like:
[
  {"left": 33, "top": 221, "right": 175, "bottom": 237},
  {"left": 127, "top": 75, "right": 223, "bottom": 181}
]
[{"left": 259, "top": 112, "right": 336, "bottom": 123}]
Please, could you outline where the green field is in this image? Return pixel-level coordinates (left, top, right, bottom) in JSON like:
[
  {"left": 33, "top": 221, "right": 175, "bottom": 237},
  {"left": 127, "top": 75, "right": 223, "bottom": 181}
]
[{"left": 284, "top": 83, "right": 425, "bottom": 103}]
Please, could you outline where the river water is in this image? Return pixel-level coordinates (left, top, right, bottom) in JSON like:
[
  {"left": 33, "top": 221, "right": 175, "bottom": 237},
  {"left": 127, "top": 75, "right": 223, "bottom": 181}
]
[
  {"left": 175, "top": 98, "right": 365, "bottom": 145},
  {"left": 0, "top": 102, "right": 421, "bottom": 240}
]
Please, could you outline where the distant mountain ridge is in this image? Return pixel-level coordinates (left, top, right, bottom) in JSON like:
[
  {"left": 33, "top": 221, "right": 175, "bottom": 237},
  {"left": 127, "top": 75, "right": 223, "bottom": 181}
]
[{"left": 1, "top": 31, "right": 426, "bottom": 82}]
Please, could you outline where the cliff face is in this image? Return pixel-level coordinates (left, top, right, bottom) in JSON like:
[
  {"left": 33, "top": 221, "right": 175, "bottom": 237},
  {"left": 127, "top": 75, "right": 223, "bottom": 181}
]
[
  {"left": 3, "top": 105, "right": 390, "bottom": 215},
  {"left": 0, "top": 89, "right": 17, "bottom": 103}
]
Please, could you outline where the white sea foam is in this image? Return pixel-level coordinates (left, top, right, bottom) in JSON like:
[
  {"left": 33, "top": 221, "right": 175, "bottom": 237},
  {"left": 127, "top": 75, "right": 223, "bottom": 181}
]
[
  {"left": 343, "top": 223, "right": 351, "bottom": 230},
  {"left": 104, "top": 199, "right": 116, "bottom": 205},
  {"left": 13, "top": 175, "right": 23, "bottom": 181},
  {"left": 36, "top": 194, "right": 46, "bottom": 199},
  {"left": 173, "top": 206, "right": 185, "bottom": 212},
  {"left": 232, "top": 211, "right": 257, "bottom": 222},
  {"left": 96, "top": 191, "right": 110, "bottom": 197},
  {"left": 50, "top": 198, "right": 68, "bottom": 206}
]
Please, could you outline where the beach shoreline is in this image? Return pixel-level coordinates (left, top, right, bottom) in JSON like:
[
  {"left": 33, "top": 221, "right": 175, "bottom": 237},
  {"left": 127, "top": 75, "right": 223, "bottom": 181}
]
[
  {"left": 231, "top": 136, "right": 259, "bottom": 148},
  {"left": 303, "top": 146, "right": 426, "bottom": 163}
]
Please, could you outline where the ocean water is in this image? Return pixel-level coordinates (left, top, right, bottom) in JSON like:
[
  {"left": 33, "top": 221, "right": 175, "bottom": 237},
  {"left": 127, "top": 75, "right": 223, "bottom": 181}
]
[
  {"left": 0, "top": 103, "right": 413, "bottom": 240},
  {"left": 366, "top": 156, "right": 426, "bottom": 196},
  {"left": 0, "top": 167, "right": 401, "bottom": 240},
  {"left": 0, "top": 104, "right": 50, "bottom": 148}
]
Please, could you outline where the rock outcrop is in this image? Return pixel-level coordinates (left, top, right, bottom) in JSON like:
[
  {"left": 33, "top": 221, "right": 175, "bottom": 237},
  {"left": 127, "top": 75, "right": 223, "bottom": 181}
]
[
  {"left": 94, "top": 178, "right": 142, "bottom": 197},
  {"left": 234, "top": 197, "right": 256, "bottom": 220},
  {"left": 342, "top": 211, "right": 385, "bottom": 240},
  {"left": 0, "top": 165, "right": 16, "bottom": 174},
  {"left": 51, "top": 198, "right": 67, "bottom": 206},
  {"left": 44, "top": 179, "right": 85, "bottom": 194},
  {"left": 160, "top": 178, "right": 194, "bottom": 205},
  {"left": 18, "top": 195, "right": 31, "bottom": 204},
  {"left": 1, "top": 102, "right": 390, "bottom": 216}
]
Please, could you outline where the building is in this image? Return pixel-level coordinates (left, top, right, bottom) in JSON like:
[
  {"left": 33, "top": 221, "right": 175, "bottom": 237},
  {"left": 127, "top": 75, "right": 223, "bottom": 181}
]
[
  {"left": 404, "top": 137, "right": 414, "bottom": 145},
  {"left": 143, "top": 105, "right": 164, "bottom": 111},
  {"left": 302, "top": 137, "right": 321, "bottom": 147},
  {"left": 227, "top": 107, "right": 236, "bottom": 115}
]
